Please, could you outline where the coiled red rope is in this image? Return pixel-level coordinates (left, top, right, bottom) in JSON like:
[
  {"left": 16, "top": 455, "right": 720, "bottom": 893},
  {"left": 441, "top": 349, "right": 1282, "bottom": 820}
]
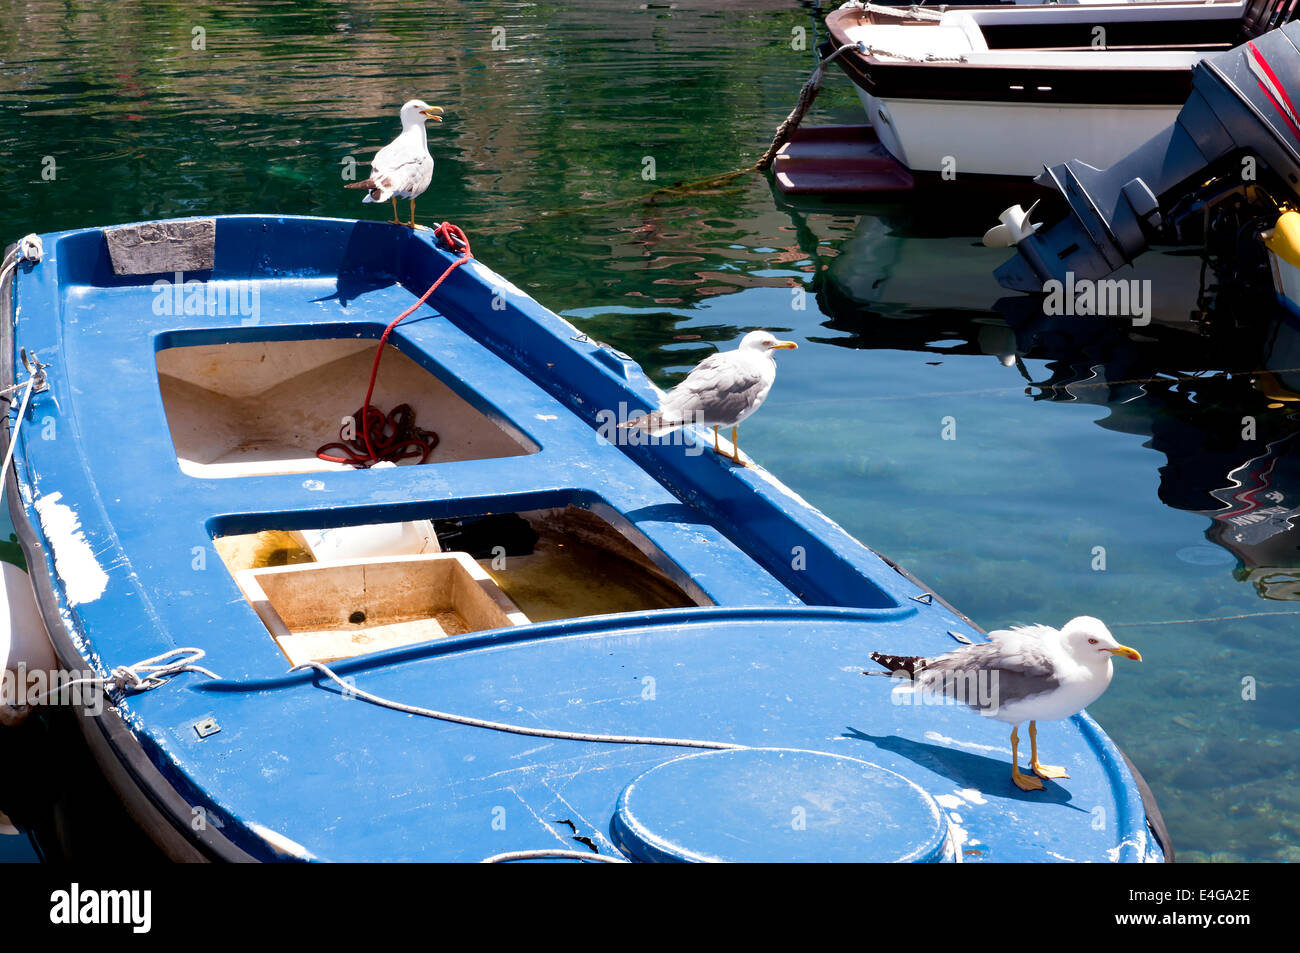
[{"left": 317, "top": 223, "right": 472, "bottom": 468}]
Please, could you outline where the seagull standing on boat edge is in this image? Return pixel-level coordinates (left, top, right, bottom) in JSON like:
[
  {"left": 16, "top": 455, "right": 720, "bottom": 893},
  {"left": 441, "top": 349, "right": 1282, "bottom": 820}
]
[
  {"left": 346, "top": 99, "right": 443, "bottom": 227},
  {"left": 865, "top": 617, "right": 1142, "bottom": 792},
  {"left": 620, "top": 330, "right": 798, "bottom": 466}
]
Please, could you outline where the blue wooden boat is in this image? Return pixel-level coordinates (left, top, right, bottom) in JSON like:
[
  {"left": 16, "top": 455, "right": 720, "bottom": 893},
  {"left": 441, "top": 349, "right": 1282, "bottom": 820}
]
[{"left": 0, "top": 215, "right": 1170, "bottom": 862}]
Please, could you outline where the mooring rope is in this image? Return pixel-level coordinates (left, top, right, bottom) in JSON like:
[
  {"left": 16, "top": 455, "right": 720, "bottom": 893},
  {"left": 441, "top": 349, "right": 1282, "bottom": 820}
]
[
  {"left": 1110, "top": 610, "right": 1300, "bottom": 628},
  {"left": 848, "top": 2, "right": 945, "bottom": 23},
  {"left": 315, "top": 221, "right": 470, "bottom": 468},
  {"left": 755, "top": 41, "right": 862, "bottom": 172},
  {"left": 294, "top": 659, "right": 746, "bottom": 751},
  {"left": 19, "top": 648, "right": 220, "bottom": 707},
  {"left": 532, "top": 35, "right": 869, "bottom": 218},
  {"left": 0, "top": 234, "right": 42, "bottom": 292}
]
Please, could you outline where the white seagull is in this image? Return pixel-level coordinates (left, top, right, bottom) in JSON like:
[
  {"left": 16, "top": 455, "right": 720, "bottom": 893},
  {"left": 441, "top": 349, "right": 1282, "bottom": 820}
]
[
  {"left": 620, "top": 330, "right": 798, "bottom": 465},
  {"left": 346, "top": 99, "right": 443, "bottom": 227},
  {"left": 867, "top": 617, "right": 1142, "bottom": 791}
]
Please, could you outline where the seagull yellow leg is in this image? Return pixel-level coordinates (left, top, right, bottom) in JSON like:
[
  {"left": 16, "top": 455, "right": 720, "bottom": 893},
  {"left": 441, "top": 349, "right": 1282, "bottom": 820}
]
[
  {"left": 1030, "top": 720, "right": 1069, "bottom": 779},
  {"left": 731, "top": 425, "right": 747, "bottom": 466},
  {"left": 713, "top": 426, "right": 720, "bottom": 455},
  {"left": 1011, "top": 726, "right": 1044, "bottom": 791},
  {"left": 389, "top": 198, "right": 401, "bottom": 225},
  {"left": 409, "top": 198, "right": 417, "bottom": 228}
]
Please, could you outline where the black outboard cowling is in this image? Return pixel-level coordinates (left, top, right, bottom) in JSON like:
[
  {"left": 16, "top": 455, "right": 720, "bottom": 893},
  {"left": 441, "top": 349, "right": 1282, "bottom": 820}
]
[{"left": 996, "top": 21, "right": 1300, "bottom": 292}]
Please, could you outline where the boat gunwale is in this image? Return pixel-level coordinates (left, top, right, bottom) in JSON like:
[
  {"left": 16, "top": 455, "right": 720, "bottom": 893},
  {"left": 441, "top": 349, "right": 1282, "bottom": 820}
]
[
  {"left": 1, "top": 244, "right": 261, "bottom": 863},
  {"left": 190, "top": 603, "right": 922, "bottom": 693}
]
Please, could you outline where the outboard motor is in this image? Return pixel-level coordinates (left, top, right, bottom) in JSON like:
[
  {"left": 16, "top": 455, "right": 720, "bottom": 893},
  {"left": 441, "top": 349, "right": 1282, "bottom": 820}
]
[{"left": 991, "top": 21, "right": 1300, "bottom": 299}]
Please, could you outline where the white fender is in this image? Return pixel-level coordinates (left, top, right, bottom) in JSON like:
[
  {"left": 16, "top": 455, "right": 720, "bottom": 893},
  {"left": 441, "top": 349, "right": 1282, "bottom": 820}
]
[{"left": 1, "top": 560, "right": 57, "bottom": 726}]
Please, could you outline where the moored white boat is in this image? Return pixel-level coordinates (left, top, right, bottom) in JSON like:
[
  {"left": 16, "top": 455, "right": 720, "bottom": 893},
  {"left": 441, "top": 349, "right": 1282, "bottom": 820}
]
[{"left": 826, "top": 0, "right": 1296, "bottom": 177}]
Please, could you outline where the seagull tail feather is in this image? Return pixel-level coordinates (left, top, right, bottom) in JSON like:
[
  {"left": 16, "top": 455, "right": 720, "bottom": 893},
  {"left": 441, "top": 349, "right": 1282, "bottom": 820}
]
[
  {"left": 867, "top": 651, "right": 927, "bottom": 679},
  {"left": 619, "top": 411, "right": 683, "bottom": 437},
  {"left": 345, "top": 179, "right": 386, "bottom": 203}
]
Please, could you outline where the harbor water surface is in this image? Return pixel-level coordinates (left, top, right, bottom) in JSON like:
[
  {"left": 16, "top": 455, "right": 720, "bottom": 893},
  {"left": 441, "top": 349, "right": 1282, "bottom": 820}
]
[{"left": 0, "top": 0, "right": 1296, "bottom": 862}]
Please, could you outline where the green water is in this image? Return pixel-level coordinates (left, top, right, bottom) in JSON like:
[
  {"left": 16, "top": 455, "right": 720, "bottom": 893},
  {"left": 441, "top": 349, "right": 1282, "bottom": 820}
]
[{"left": 1, "top": 0, "right": 1297, "bottom": 863}]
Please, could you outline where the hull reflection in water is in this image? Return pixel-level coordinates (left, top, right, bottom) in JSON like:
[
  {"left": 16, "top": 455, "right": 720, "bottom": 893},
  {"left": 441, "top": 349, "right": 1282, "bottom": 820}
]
[{"left": 819, "top": 213, "right": 1300, "bottom": 592}]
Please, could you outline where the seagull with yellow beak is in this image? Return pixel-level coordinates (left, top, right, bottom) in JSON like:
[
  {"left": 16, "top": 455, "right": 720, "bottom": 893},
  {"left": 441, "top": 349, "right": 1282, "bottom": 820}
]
[
  {"left": 620, "top": 330, "right": 798, "bottom": 466},
  {"left": 346, "top": 99, "right": 443, "bottom": 227},
  {"left": 867, "top": 617, "right": 1142, "bottom": 792}
]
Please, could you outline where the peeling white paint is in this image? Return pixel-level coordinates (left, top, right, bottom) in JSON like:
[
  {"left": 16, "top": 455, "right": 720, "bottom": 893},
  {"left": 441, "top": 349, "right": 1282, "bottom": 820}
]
[
  {"left": 923, "top": 730, "right": 1008, "bottom": 755},
  {"left": 33, "top": 492, "right": 107, "bottom": 606},
  {"left": 1043, "top": 848, "right": 1079, "bottom": 862},
  {"left": 1107, "top": 829, "right": 1149, "bottom": 863},
  {"left": 956, "top": 787, "right": 988, "bottom": 805},
  {"left": 249, "top": 822, "right": 316, "bottom": 861},
  {"left": 946, "top": 815, "right": 968, "bottom": 863}
]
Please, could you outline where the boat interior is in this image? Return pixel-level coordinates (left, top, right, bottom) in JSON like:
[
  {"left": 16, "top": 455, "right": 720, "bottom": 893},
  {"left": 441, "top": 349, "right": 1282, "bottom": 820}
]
[
  {"left": 215, "top": 505, "right": 704, "bottom": 666},
  {"left": 161, "top": 327, "right": 724, "bottom": 666},
  {"left": 157, "top": 338, "right": 537, "bottom": 478},
  {"left": 840, "top": 0, "right": 1297, "bottom": 59}
]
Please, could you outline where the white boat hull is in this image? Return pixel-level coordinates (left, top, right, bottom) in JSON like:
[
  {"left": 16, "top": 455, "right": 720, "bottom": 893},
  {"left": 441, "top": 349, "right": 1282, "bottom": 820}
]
[{"left": 856, "top": 89, "right": 1184, "bottom": 177}]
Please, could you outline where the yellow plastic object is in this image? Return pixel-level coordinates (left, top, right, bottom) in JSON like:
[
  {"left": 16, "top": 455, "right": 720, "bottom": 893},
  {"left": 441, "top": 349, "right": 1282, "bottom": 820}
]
[{"left": 1265, "top": 210, "right": 1300, "bottom": 270}]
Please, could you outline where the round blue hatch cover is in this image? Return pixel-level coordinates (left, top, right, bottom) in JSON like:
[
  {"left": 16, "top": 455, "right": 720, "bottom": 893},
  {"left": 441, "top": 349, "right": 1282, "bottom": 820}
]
[{"left": 611, "top": 747, "right": 951, "bottom": 863}]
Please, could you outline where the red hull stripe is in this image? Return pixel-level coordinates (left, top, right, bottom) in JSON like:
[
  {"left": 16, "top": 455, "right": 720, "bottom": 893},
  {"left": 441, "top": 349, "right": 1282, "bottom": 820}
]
[{"left": 1248, "top": 41, "right": 1300, "bottom": 141}]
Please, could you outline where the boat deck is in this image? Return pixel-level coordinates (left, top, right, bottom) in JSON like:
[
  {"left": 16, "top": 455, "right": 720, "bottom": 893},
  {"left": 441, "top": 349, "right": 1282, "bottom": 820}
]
[
  {"left": 47, "top": 260, "right": 811, "bottom": 686},
  {"left": 4, "top": 216, "right": 1165, "bottom": 861}
]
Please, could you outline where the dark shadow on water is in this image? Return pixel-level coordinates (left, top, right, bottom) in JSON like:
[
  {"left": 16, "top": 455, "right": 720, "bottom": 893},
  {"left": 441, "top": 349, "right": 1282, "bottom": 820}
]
[
  {"left": 0, "top": 710, "right": 167, "bottom": 863},
  {"left": 841, "top": 726, "right": 1086, "bottom": 811}
]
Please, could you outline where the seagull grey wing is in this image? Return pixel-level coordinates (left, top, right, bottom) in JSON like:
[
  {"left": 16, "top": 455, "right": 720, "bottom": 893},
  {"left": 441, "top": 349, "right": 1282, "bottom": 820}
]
[
  {"left": 916, "top": 640, "right": 1060, "bottom": 715},
  {"left": 662, "top": 354, "right": 770, "bottom": 427}
]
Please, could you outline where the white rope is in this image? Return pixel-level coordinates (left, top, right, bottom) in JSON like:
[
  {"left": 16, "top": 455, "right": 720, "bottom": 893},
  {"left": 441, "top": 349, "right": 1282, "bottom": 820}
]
[
  {"left": 847, "top": 2, "right": 945, "bottom": 22},
  {"left": 861, "top": 45, "right": 967, "bottom": 63},
  {"left": 0, "top": 371, "right": 36, "bottom": 482},
  {"left": 0, "top": 234, "right": 44, "bottom": 291},
  {"left": 294, "top": 660, "right": 747, "bottom": 751},
  {"left": 23, "top": 648, "right": 220, "bottom": 706},
  {"left": 1, "top": 234, "right": 48, "bottom": 479},
  {"left": 837, "top": 2, "right": 964, "bottom": 60},
  {"left": 480, "top": 849, "right": 629, "bottom": 864}
]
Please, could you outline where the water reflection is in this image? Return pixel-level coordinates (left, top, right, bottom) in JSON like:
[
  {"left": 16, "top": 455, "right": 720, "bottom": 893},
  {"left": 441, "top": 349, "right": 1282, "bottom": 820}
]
[
  {"left": 818, "top": 212, "right": 1300, "bottom": 596},
  {"left": 3, "top": 0, "right": 1294, "bottom": 864}
]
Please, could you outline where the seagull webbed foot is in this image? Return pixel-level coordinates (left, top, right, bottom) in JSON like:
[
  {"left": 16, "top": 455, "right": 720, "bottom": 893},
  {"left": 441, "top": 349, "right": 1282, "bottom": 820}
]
[
  {"left": 710, "top": 444, "right": 748, "bottom": 467},
  {"left": 1011, "top": 767, "right": 1045, "bottom": 791},
  {"left": 1027, "top": 722, "right": 1067, "bottom": 780}
]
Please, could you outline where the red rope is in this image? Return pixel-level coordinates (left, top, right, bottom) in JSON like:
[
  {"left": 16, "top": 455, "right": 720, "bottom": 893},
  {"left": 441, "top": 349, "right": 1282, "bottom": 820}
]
[{"left": 317, "top": 223, "right": 472, "bottom": 468}]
